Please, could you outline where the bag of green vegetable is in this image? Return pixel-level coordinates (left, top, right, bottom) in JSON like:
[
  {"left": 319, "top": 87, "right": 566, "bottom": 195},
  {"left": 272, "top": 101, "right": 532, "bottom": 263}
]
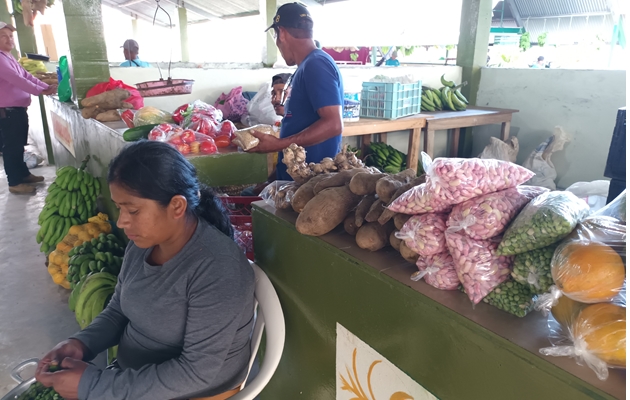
[
  {"left": 511, "top": 243, "right": 559, "bottom": 294},
  {"left": 482, "top": 279, "right": 537, "bottom": 317},
  {"left": 496, "top": 191, "right": 590, "bottom": 256}
]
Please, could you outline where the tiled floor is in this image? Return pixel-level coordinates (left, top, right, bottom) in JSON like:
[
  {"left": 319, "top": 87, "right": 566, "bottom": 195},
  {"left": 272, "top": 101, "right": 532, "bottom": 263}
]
[{"left": 0, "top": 160, "right": 105, "bottom": 395}]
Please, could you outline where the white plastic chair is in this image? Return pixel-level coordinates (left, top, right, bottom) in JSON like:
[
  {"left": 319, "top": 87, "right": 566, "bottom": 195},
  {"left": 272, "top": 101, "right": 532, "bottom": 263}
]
[{"left": 230, "top": 262, "right": 286, "bottom": 400}]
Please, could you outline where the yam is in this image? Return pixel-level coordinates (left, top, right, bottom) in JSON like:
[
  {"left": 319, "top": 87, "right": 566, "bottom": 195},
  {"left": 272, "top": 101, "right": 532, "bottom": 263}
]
[
  {"left": 296, "top": 185, "right": 362, "bottom": 236},
  {"left": 365, "top": 199, "right": 385, "bottom": 223},
  {"left": 313, "top": 168, "right": 368, "bottom": 195},
  {"left": 344, "top": 215, "right": 359, "bottom": 236},
  {"left": 349, "top": 172, "right": 387, "bottom": 196},
  {"left": 291, "top": 174, "right": 332, "bottom": 213},
  {"left": 390, "top": 230, "right": 402, "bottom": 251},
  {"left": 375, "top": 169, "right": 416, "bottom": 203},
  {"left": 394, "top": 214, "right": 411, "bottom": 231},
  {"left": 377, "top": 175, "right": 426, "bottom": 225},
  {"left": 400, "top": 241, "right": 419, "bottom": 264},
  {"left": 81, "top": 106, "right": 100, "bottom": 120},
  {"left": 355, "top": 195, "right": 377, "bottom": 228},
  {"left": 356, "top": 221, "right": 395, "bottom": 252},
  {"left": 81, "top": 89, "right": 130, "bottom": 109},
  {"left": 95, "top": 110, "right": 122, "bottom": 122}
]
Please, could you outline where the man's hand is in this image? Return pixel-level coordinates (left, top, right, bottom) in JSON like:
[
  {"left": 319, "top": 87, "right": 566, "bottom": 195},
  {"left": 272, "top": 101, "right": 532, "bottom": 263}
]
[
  {"left": 247, "top": 131, "right": 285, "bottom": 154},
  {"left": 41, "top": 85, "right": 57, "bottom": 96},
  {"left": 37, "top": 357, "right": 88, "bottom": 400}
]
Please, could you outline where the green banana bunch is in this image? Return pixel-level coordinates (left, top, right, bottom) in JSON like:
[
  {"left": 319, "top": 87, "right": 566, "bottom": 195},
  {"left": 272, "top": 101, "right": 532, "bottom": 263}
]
[
  {"left": 73, "top": 271, "right": 117, "bottom": 328},
  {"left": 366, "top": 142, "right": 407, "bottom": 173},
  {"left": 36, "top": 155, "right": 101, "bottom": 254},
  {"left": 421, "top": 77, "right": 469, "bottom": 112},
  {"left": 67, "top": 233, "right": 126, "bottom": 287}
]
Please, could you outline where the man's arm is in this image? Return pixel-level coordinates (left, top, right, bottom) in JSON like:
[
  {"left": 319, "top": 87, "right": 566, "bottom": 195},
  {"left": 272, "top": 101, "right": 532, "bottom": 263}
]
[
  {"left": 248, "top": 105, "right": 343, "bottom": 153},
  {"left": 0, "top": 55, "right": 49, "bottom": 96}
]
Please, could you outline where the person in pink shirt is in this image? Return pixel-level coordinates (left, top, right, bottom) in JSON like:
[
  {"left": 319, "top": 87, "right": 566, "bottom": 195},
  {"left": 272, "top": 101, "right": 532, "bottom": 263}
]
[{"left": 0, "top": 21, "right": 57, "bottom": 194}]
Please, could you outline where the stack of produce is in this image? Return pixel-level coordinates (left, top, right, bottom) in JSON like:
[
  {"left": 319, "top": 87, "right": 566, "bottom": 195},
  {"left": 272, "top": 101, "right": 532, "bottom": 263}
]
[
  {"left": 534, "top": 191, "right": 627, "bottom": 380},
  {"left": 80, "top": 89, "right": 135, "bottom": 122},
  {"left": 66, "top": 232, "right": 125, "bottom": 287},
  {"left": 46, "top": 213, "right": 112, "bottom": 289},
  {"left": 365, "top": 142, "right": 408, "bottom": 173},
  {"left": 18, "top": 57, "right": 47, "bottom": 75},
  {"left": 70, "top": 271, "right": 118, "bottom": 329},
  {"left": 420, "top": 75, "right": 469, "bottom": 112},
  {"left": 147, "top": 123, "right": 218, "bottom": 156},
  {"left": 34, "top": 72, "right": 58, "bottom": 85},
  {"left": 36, "top": 157, "right": 100, "bottom": 254}
]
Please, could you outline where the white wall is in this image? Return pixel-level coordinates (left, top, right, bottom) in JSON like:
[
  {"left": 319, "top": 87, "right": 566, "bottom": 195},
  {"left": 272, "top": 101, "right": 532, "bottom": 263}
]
[
  {"left": 110, "top": 65, "right": 463, "bottom": 157},
  {"left": 473, "top": 68, "right": 626, "bottom": 189}
]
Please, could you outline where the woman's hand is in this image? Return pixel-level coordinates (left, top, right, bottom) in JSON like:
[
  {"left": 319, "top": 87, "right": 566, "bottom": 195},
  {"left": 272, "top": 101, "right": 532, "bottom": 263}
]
[
  {"left": 36, "top": 357, "right": 88, "bottom": 400},
  {"left": 36, "top": 339, "right": 87, "bottom": 377}
]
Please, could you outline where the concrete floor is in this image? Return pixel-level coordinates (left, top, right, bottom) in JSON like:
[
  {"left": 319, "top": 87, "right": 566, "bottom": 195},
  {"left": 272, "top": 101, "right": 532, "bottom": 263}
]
[{"left": 0, "top": 160, "right": 104, "bottom": 396}]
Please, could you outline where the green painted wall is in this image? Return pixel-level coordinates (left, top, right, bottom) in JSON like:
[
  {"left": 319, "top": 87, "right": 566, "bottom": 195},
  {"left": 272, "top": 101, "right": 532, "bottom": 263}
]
[
  {"left": 60, "top": 0, "right": 110, "bottom": 101},
  {"left": 252, "top": 206, "right": 621, "bottom": 400},
  {"left": 13, "top": 12, "right": 37, "bottom": 56}
]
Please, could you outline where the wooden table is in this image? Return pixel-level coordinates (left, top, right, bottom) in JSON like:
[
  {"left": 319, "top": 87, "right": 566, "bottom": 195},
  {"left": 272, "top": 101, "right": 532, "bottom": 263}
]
[
  {"left": 343, "top": 113, "right": 430, "bottom": 172},
  {"left": 422, "top": 106, "right": 519, "bottom": 158}
]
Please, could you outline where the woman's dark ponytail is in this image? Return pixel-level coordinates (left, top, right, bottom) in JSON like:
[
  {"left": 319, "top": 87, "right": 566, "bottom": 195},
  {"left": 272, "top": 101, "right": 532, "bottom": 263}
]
[
  {"left": 196, "top": 185, "right": 234, "bottom": 239},
  {"left": 108, "top": 141, "right": 234, "bottom": 239}
]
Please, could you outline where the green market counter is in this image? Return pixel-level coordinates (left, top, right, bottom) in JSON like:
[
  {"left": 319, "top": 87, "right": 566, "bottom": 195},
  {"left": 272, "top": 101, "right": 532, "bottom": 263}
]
[
  {"left": 37, "top": 97, "right": 268, "bottom": 218},
  {"left": 251, "top": 202, "right": 625, "bottom": 400}
]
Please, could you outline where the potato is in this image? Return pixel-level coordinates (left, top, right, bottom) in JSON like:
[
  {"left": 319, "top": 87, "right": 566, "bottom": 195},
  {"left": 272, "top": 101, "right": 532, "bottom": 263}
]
[
  {"left": 344, "top": 215, "right": 359, "bottom": 236},
  {"left": 296, "top": 185, "right": 362, "bottom": 236},
  {"left": 390, "top": 230, "right": 402, "bottom": 251},
  {"left": 349, "top": 172, "right": 387, "bottom": 195},
  {"left": 313, "top": 168, "right": 368, "bottom": 195},
  {"left": 291, "top": 174, "right": 332, "bottom": 213},
  {"left": 356, "top": 221, "right": 395, "bottom": 252},
  {"left": 394, "top": 214, "right": 412, "bottom": 230},
  {"left": 400, "top": 241, "right": 419, "bottom": 264}
]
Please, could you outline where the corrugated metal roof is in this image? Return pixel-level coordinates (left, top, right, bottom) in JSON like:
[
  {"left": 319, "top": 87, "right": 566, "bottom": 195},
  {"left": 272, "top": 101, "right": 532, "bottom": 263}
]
[
  {"left": 513, "top": 0, "right": 611, "bottom": 18},
  {"left": 523, "top": 14, "right": 614, "bottom": 42}
]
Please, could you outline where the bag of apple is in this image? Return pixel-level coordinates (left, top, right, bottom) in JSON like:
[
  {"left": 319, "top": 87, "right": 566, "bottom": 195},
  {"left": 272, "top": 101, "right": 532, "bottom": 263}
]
[{"left": 148, "top": 124, "right": 218, "bottom": 156}]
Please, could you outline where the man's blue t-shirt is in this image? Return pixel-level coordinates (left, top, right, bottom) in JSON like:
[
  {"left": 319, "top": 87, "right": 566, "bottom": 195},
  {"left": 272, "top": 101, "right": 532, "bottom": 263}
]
[
  {"left": 277, "top": 49, "right": 344, "bottom": 181},
  {"left": 119, "top": 58, "right": 151, "bottom": 68}
]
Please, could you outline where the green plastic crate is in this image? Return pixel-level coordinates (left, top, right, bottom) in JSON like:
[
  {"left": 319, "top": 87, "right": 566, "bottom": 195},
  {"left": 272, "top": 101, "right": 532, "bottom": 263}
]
[{"left": 360, "top": 80, "right": 422, "bottom": 120}]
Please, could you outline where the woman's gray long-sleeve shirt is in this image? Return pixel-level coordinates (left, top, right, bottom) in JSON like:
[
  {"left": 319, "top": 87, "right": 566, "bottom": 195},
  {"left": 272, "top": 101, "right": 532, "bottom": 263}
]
[{"left": 71, "top": 220, "right": 255, "bottom": 400}]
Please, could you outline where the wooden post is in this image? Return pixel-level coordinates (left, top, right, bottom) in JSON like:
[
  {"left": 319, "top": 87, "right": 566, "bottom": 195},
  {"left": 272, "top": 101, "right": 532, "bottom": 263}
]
[
  {"left": 407, "top": 128, "right": 421, "bottom": 173},
  {"left": 178, "top": 6, "right": 189, "bottom": 62}
]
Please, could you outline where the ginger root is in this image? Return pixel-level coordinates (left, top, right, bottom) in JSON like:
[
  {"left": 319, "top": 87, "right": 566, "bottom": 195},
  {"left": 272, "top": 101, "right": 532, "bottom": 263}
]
[{"left": 283, "top": 144, "right": 364, "bottom": 184}]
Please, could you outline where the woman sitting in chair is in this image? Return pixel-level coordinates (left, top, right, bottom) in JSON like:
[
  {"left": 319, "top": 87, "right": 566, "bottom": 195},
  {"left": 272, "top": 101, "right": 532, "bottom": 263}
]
[{"left": 36, "top": 141, "right": 255, "bottom": 400}]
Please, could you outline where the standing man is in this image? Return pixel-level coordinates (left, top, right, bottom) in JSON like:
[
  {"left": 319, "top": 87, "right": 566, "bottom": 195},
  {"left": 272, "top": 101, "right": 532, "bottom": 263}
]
[
  {"left": 0, "top": 21, "right": 56, "bottom": 194},
  {"left": 120, "top": 39, "right": 151, "bottom": 68},
  {"left": 249, "top": 2, "right": 344, "bottom": 181}
]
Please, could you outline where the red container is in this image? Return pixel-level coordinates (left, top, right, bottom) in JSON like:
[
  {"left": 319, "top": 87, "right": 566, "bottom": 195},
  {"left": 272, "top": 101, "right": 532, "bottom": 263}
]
[{"left": 220, "top": 196, "right": 261, "bottom": 260}]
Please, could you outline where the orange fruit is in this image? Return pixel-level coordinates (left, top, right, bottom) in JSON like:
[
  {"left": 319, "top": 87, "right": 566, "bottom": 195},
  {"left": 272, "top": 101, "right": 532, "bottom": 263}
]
[
  {"left": 551, "top": 295, "right": 587, "bottom": 328},
  {"left": 552, "top": 241, "right": 625, "bottom": 303},
  {"left": 572, "top": 303, "right": 626, "bottom": 367}
]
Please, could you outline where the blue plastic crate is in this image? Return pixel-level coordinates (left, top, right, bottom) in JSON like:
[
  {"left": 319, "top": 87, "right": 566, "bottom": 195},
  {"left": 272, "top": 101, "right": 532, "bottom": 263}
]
[{"left": 360, "top": 80, "right": 422, "bottom": 120}]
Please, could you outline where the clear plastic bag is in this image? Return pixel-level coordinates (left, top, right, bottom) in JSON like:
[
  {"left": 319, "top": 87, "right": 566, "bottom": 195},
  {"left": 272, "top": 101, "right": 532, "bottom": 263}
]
[
  {"left": 241, "top": 82, "right": 283, "bottom": 127},
  {"left": 133, "top": 106, "right": 173, "bottom": 127},
  {"left": 497, "top": 191, "right": 590, "bottom": 256},
  {"left": 482, "top": 279, "right": 537, "bottom": 317},
  {"left": 447, "top": 186, "right": 549, "bottom": 240},
  {"left": 181, "top": 100, "right": 223, "bottom": 125},
  {"left": 148, "top": 123, "right": 183, "bottom": 142},
  {"left": 592, "top": 190, "right": 626, "bottom": 222},
  {"left": 540, "top": 301, "right": 626, "bottom": 380},
  {"left": 412, "top": 252, "right": 460, "bottom": 290},
  {"left": 396, "top": 213, "right": 448, "bottom": 256},
  {"left": 233, "top": 223, "right": 253, "bottom": 256},
  {"left": 387, "top": 182, "right": 452, "bottom": 215},
  {"left": 260, "top": 181, "right": 300, "bottom": 210},
  {"left": 232, "top": 124, "right": 278, "bottom": 151},
  {"left": 149, "top": 126, "right": 218, "bottom": 156},
  {"left": 565, "top": 180, "right": 610, "bottom": 213},
  {"left": 183, "top": 113, "right": 221, "bottom": 137},
  {"left": 445, "top": 231, "right": 514, "bottom": 304},
  {"left": 511, "top": 243, "right": 559, "bottom": 294},
  {"left": 423, "top": 153, "right": 534, "bottom": 205}
]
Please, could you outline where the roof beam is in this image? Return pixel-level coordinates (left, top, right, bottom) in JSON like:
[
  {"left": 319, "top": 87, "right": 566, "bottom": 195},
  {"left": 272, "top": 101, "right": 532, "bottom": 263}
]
[
  {"left": 505, "top": 0, "right": 523, "bottom": 27},
  {"left": 161, "top": 0, "right": 220, "bottom": 20},
  {"left": 102, "top": 0, "right": 172, "bottom": 27},
  {"left": 222, "top": 10, "right": 260, "bottom": 19},
  {"left": 523, "top": 12, "right": 611, "bottom": 20},
  {"left": 118, "top": 0, "right": 148, "bottom": 6}
]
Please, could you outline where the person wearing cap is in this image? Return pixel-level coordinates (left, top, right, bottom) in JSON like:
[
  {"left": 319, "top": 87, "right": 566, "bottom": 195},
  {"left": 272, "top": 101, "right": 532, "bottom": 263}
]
[
  {"left": 248, "top": 3, "right": 344, "bottom": 182},
  {"left": 120, "top": 39, "right": 151, "bottom": 68},
  {"left": 0, "top": 21, "right": 56, "bottom": 194},
  {"left": 386, "top": 50, "right": 400, "bottom": 66},
  {"left": 271, "top": 73, "right": 292, "bottom": 117}
]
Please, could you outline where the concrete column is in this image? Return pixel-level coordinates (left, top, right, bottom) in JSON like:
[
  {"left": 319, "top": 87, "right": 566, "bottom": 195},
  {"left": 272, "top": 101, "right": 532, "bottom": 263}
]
[
  {"left": 60, "top": 0, "right": 110, "bottom": 102},
  {"left": 13, "top": 12, "right": 38, "bottom": 56},
  {"left": 456, "top": 0, "right": 492, "bottom": 157},
  {"left": 262, "top": 0, "right": 277, "bottom": 66},
  {"left": 178, "top": 6, "right": 189, "bottom": 62},
  {"left": 0, "top": 0, "right": 18, "bottom": 58},
  {"left": 456, "top": 0, "right": 492, "bottom": 103}
]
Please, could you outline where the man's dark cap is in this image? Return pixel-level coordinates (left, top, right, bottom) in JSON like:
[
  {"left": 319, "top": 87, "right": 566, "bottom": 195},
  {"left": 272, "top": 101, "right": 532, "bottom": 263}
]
[
  {"left": 265, "top": 2, "right": 312, "bottom": 32},
  {"left": 272, "top": 73, "right": 292, "bottom": 85}
]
